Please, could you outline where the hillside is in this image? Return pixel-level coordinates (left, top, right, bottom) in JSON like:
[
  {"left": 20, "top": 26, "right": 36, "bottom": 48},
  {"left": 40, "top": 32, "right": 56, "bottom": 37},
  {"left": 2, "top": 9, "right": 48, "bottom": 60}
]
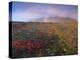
[{"left": 11, "top": 19, "right": 78, "bottom": 58}]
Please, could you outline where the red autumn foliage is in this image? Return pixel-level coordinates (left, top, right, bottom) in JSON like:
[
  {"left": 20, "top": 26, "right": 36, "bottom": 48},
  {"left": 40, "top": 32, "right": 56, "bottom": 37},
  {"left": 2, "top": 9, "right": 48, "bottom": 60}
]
[{"left": 12, "top": 40, "right": 47, "bottom": 53}]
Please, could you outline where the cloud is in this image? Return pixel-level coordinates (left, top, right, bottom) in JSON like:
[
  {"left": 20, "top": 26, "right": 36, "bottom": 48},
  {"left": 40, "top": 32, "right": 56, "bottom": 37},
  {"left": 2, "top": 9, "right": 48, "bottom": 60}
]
[{"left": 12, "top": 3, "right": 78, "bottom": 22}]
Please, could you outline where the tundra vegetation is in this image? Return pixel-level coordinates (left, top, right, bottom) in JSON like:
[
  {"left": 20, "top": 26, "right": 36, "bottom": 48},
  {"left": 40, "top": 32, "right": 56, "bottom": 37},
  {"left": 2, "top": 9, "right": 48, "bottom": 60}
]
[{"left": 11, "top": 21, "right": 78, "bottom": 58}]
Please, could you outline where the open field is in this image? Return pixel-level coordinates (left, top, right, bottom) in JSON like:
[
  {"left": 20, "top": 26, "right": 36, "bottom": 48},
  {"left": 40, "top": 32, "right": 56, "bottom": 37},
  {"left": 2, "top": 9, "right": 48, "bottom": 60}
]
[{"left": 11, "top": 21, "right": 78, "bottom": 58}]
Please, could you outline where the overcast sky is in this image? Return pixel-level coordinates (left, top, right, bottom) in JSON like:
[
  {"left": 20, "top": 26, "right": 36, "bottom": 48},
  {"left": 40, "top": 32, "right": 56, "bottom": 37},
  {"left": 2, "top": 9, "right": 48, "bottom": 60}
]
[{"left": 9, "top": 2, "right": 78, "bottom": 22}]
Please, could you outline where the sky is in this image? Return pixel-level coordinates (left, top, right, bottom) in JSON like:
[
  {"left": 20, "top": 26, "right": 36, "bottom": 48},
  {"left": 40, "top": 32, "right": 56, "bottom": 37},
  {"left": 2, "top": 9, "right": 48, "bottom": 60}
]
[{"left": 9, "top": 2, "right": 78, "bottom": 22}]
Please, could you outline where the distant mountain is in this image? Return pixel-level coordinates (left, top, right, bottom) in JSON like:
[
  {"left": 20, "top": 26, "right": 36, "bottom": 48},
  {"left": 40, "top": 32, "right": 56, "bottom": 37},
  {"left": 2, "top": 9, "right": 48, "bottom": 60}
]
[
  {"left": 11, "top": 17, "right": 77, "bottom": 23},
  {"left": 27, "top": 17, "right": 77, "bottom": 23},
  {"left": 46, "top": 17, "right": 77, "bottom": 23}
]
